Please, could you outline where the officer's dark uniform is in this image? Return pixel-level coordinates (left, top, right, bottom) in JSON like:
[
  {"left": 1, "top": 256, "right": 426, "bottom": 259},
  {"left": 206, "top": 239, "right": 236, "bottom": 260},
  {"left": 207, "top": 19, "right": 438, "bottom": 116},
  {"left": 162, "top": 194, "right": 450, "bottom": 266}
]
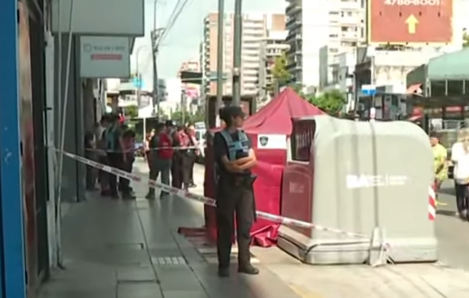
[{"left": 213, "top": 106, "right": 259, "bottom": 277}]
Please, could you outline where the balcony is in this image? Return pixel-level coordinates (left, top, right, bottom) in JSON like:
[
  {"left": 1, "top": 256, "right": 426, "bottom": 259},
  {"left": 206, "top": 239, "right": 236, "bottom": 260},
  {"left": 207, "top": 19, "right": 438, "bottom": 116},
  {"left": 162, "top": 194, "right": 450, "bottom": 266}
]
[
  {"left": 286, "top": 18, "right": 301, "bottom": 29},
  {"left": 340, "top": 16, "right": 361, "bottom": 26},
  {"left": 286, "top": 32, "right": 301, "bottom": 42},
  {"left": 286, "top": 2, "right": 301, "bottom": 16},
  {"left": 340, "top": 0, "right": 362, "bottom": 10},
  {"left": 341, "top": 31, "right": 359, "bottom": 41}
]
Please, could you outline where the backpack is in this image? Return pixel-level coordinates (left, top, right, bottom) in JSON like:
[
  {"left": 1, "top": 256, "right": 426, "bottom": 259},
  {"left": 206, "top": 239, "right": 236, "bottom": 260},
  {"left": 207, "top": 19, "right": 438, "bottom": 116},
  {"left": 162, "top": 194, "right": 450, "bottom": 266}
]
[{"left": 157, "top": 133, "right": 173, "bottom": 159}]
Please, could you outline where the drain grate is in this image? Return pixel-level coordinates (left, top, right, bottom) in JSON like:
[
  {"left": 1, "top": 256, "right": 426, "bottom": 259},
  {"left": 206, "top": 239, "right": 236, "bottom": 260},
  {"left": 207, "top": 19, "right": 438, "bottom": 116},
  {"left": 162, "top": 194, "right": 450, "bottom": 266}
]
[{"left": 151, "top": 256, "right": 187, "bottom": 266}]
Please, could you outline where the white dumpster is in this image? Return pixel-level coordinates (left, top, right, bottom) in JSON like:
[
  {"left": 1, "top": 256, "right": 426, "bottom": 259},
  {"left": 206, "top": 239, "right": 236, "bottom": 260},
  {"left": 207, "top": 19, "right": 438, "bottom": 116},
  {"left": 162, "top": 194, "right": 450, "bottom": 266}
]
[{"left": 279, "top": 115, "right": 437, "bottom": 264}]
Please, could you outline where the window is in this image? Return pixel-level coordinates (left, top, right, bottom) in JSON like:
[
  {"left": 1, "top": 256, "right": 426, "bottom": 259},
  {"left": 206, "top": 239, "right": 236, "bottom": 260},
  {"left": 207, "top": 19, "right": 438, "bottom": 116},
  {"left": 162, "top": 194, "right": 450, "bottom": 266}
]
[{"left": 291, "top": 120, "right": 316, "bottom": 162}]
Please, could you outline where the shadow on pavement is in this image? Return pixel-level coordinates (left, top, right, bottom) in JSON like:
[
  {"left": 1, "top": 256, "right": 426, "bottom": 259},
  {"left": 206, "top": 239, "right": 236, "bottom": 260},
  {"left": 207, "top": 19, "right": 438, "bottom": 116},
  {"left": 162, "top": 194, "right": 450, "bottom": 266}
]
[
  {"left": 437, "top": 209, "right": 458, "bottom": 218},
  {"left": 438, "top": 187, "right": 456, "bottom": 196}
]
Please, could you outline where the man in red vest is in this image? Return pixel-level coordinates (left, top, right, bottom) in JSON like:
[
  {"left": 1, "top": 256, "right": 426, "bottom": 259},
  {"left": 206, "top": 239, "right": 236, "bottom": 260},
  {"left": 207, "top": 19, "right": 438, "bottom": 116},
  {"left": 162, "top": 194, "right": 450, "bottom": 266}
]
[{"left": 146, "top": 122, "right": 173, "bottom": 200}]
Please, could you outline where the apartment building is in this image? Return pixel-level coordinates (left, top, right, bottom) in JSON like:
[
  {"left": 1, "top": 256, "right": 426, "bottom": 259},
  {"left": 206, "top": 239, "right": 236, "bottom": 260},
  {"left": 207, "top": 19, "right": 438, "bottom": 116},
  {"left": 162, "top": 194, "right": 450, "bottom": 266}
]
[
  {"left": 201, "top": 12, "right": 286, "bottom": 96},
  {"left": 285, "top": 0, "right": 365, "bottom": 89},
  {"left": 177, "top": 60, "right": 200, "bottom": 109},
  {"left": 258, "top": 29, "right": 289, "bottom": 100}
]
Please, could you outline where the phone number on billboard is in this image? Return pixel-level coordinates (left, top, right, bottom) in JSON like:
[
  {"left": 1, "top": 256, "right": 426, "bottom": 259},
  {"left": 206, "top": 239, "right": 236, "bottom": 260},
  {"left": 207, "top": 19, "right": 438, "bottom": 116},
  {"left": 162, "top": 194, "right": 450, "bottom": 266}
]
[{"left": 384, "top": 0, "right": 440, "bottom": 5}]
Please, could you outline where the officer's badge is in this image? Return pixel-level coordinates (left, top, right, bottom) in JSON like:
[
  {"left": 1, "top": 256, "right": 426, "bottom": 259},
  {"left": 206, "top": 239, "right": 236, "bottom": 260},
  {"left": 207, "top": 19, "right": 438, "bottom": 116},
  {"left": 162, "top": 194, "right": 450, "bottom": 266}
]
[{"left": 259, "top": 136, "right": 269, "bottom": 147}]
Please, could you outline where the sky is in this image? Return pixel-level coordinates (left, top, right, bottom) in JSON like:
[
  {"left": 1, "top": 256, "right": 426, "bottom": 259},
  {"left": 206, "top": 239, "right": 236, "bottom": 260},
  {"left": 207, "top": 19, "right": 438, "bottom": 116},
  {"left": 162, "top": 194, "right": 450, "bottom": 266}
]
[{"left": 131, "top": 0, "right": 286, "bottom": 90}]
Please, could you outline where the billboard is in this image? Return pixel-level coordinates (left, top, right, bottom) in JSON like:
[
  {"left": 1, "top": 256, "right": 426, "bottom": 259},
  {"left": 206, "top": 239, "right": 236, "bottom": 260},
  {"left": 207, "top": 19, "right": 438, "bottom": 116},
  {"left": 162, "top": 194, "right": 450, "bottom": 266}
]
[
  {"left": 51, "top": 0, "right": 144, "bottom": 36},
  {"left": 368, "top": 0, "right": 453, "bottom": 44},
  {"left": 80, "top": 36, "right": 130, "bottom": 78}
]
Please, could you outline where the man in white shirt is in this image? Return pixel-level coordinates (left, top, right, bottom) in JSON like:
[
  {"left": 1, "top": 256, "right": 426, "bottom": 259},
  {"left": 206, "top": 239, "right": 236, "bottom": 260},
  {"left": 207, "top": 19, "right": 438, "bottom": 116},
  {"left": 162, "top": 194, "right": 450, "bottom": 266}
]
[{"left": 451, "top": 134, "right": 469, "bottom": 220}]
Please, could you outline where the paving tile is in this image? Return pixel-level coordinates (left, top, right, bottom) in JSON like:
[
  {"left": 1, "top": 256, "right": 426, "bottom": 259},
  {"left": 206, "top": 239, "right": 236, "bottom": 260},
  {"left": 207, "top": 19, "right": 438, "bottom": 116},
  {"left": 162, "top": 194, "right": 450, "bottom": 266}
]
[
  {"left": 163, "top": 290, "right": 209, "bottom": 298},
  {"left": 39, "top": 288, "right": 116, "bottom": 298},
  {"left": 117, "top": 267, "right": 156, "bottom": 282},
  {"left": 117, "top": 282, "right": 163, "bottom": 298},
  {"left": 158, "top": 273, "right": 204, "bottom": 291}
]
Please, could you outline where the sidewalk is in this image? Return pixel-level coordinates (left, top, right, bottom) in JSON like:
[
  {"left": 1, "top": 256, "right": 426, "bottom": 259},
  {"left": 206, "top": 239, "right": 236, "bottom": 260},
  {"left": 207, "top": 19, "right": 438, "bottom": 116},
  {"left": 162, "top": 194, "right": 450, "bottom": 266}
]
[{"left": 39, "top": 159, "right": 302, "bottom": 298}]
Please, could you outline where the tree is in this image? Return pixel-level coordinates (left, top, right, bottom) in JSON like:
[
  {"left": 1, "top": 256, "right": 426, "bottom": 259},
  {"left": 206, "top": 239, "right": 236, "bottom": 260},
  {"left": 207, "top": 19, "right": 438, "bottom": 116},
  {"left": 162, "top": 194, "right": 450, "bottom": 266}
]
[
  {"left": 124, "top": 105, "right": 138, "bottom": 118},
  {"left": 464, "top": 32, "right": 469, "bottom": 48},
  {"left": 306, "top": 90, "right": 347, "bottom": 115},
  {"left": 271, "top": 53, "right": 290, "bottom": 83},
  {"left": 289, "top": 83, "right": 306, "bottom": 97},
  {"left": 171, "top": 110, "right": 205, "bottom": 125}
]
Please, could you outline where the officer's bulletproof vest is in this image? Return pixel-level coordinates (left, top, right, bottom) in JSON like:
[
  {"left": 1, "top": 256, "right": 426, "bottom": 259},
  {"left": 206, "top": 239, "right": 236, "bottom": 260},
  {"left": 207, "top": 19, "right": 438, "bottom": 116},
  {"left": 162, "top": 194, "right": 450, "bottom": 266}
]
[{"left": 220, "top": 129, "right": 249, "bottom": 160}]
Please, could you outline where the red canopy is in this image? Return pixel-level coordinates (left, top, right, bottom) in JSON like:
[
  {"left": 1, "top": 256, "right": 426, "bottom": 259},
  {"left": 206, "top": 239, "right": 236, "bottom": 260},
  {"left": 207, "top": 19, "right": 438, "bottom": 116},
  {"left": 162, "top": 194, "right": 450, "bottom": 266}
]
[{"left": 243, "top": 88, "right": 324, "bottom": 135}]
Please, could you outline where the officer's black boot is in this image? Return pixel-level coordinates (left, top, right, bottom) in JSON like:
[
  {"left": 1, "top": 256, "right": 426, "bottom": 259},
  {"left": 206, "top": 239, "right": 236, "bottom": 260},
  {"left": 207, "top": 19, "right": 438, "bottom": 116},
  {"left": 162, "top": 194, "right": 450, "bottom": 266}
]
[
  {"left": 238, "top": 263, "right": 259, "bottom": 275},
  {"left": 218, "top": 266, "right": 230, "bottom": 277}
]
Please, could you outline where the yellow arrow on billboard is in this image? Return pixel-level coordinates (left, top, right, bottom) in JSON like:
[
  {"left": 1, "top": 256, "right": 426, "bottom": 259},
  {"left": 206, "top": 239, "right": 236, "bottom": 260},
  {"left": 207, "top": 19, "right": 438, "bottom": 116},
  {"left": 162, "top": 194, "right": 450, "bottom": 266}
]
[{"left": 405, "top": 14, "right": 419, "bottom": 34}]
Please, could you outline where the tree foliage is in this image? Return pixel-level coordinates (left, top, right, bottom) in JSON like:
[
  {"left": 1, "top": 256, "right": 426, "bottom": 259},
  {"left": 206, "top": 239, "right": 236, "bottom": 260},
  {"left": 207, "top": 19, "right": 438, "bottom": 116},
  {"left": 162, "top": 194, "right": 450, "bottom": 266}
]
[
  {"left": 125, "top": 105, "right": 138, "bottom": 118},
  {"left": 271, "top": 53, "right": 290, "bottom": 85},
  {"left": 171, "top": 110, "right": 205, "bottom": 125},
  {"left": 305, "top": 90, "right": 347, "bottom": 115},
  {"left": 464, "top": 32, "right": 469, "bottom": 48}
]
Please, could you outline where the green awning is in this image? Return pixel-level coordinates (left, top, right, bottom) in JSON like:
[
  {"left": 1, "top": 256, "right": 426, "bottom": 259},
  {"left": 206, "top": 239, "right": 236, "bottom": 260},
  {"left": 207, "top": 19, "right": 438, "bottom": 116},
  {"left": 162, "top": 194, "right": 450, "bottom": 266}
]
[{"left": 427, "top": 48, "right": 469, "bottom": 80}]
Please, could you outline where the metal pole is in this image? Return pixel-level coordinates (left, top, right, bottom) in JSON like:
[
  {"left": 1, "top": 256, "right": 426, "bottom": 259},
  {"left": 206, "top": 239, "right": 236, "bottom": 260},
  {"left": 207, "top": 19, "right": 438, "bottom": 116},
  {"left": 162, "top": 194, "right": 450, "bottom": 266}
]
[
  {"left": 152, "top": 0, "right": 160, "bottom": 119},
  {"left": 152, "top": 31, "right": 161, "bottom": 119},
  {"left": 181, "top": 90, "right": 186, "bottom": 125},
  {"left": 153, "top": 0, "right": 157, "bottom": 30},
  {"left": 232, "top": 0, "right": 242, "bottom": 106},
  {"left": 215, "top": 0, "right": 224, "bottom": 125}
]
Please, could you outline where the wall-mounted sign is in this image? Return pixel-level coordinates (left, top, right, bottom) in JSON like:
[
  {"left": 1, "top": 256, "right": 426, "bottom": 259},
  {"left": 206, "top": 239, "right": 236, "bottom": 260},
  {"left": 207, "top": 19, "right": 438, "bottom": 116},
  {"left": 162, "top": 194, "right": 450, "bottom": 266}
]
[
  {"left": 80, "top": 36, "right": 130, "bottom": 78},
  {"left": 51, "top": 0, "right": 144, "bottom": 35}
]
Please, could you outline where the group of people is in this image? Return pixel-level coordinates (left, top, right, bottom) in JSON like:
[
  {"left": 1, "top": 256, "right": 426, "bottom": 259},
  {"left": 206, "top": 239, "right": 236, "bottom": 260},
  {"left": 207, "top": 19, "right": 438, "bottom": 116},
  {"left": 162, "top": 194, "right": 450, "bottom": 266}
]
[
  {"left": 143, "top": 120, "right": 199, "bottom": 200},
  {"left": 85, "top": 116, "right": 201, "bottom": 200},
  {"left": 85, "top": 113, "right": 137, "bottom": 199},
  {"left": 431, "top": 130, "right": 469, "bottom": 221}
]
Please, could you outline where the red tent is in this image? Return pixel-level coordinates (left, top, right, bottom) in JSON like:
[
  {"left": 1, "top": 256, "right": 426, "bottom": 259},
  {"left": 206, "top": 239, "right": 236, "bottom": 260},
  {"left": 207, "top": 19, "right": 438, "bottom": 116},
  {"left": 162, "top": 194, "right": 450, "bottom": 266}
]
[
  {"left": 203, "top": 88, "right": 325, "bottom": 247},
  {"left": 243, "top": 87, "right": 324, "bottom": 135}
]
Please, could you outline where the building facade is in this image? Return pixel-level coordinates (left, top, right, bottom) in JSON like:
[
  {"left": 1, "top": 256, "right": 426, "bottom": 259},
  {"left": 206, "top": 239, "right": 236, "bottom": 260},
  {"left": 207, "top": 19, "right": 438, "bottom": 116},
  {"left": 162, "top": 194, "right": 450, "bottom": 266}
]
[
  {"left": 258, "top": 29, "right": 289, "bottom": 101},
  {"left": 201, "top": 12, "right": 286, "bottom": 96},
  {"left": 285, "top": 0, "right": 365, "bottom": 89}
]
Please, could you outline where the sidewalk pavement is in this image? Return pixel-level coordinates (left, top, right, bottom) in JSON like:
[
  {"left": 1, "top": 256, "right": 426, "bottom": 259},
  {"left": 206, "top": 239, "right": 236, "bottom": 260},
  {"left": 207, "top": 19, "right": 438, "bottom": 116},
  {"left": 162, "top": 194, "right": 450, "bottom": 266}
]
[{"left": 39, "top": 159, "right": 302, "bottom": 298}]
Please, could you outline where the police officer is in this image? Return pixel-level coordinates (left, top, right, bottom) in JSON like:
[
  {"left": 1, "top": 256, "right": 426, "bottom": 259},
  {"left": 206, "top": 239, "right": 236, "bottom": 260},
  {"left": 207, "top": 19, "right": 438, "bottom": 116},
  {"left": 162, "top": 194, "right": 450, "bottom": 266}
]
[{"left": 213, "top": 106, "right": 259, "bottom": 277}]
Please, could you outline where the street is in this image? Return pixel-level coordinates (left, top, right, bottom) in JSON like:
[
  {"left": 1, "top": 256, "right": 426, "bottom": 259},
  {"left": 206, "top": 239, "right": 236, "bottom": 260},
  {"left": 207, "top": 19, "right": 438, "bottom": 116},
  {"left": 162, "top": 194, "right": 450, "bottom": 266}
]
[{"left": 435, "top": 180, "right": 469, "bottom": 270}]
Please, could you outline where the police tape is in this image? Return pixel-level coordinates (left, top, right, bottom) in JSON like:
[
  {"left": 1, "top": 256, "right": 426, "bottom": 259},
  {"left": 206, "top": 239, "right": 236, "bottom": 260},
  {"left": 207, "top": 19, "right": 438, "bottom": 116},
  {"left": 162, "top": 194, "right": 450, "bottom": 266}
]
[
  {"left": 85, "top": 146, "right": 203, "bottom": 154},
  {"left": 56, "top": 149, "right": 370, "bottom": 239}
]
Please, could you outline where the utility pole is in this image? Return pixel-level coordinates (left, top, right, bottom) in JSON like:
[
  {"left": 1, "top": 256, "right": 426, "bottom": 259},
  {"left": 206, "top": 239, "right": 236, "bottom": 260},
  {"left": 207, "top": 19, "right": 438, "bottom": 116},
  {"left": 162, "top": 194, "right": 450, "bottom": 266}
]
[
  {"left": 151, "top": 0, "right": 160, "bottom": 119},
  {"left": 232, "top": 0, "right": 242, "bottom": 106},
  {"left": 215, "top": 0, "right": 224, "bottom": 125},
  {"left": 181, "top": 89, "right": 186, "bottom": 125}
]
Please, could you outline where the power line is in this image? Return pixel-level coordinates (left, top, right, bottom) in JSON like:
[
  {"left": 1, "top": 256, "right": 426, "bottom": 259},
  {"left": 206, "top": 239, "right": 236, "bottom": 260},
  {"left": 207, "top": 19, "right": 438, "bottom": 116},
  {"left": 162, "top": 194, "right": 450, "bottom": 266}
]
[{"left": 158, "top": 0, "right": 194, "bottom": 46}]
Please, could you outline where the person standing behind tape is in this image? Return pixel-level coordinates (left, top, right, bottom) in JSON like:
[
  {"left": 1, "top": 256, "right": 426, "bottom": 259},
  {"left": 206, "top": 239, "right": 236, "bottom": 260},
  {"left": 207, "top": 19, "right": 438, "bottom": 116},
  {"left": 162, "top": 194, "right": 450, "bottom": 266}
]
[
  {"left": 97, "top": 115, "right": 110, "bottom": 196},
  {"left": 213, "top": 106, "right": 259, "bottom": 277},
  {"left": 171, "top": 125, "right": 185, "bottom": 189},
  {"left": 146, "top": 122, "right": 172, "bottom": 200},
  {"left": 106, "top": 114, "right": 127, "bottom": 199},
  {"left": 451, "top": 129, "right": 469, "bottom": 220}
]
